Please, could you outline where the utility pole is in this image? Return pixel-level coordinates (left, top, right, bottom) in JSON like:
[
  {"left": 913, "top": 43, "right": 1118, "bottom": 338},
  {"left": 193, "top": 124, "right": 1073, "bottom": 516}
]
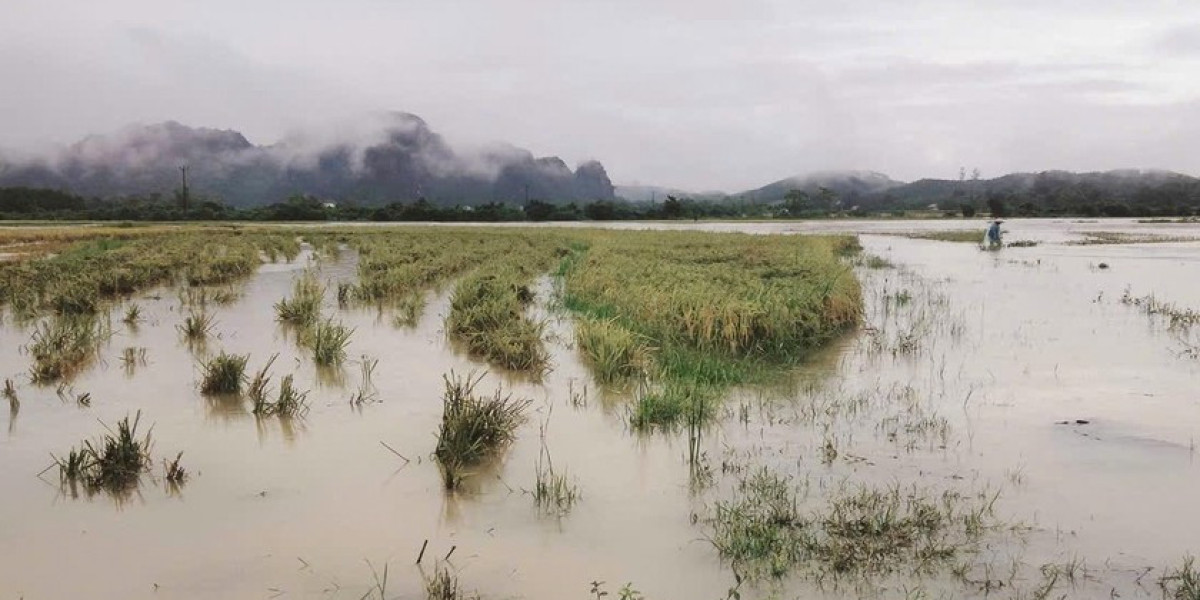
[{"left": 179, "top": 165, "right": 190, "bottom": 211}]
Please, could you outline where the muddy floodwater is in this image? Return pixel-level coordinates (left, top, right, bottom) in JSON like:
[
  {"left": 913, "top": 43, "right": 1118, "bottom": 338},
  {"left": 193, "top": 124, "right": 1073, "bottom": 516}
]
[{"left": 2, "top": 219, "right": 1199, "bottom": 599}]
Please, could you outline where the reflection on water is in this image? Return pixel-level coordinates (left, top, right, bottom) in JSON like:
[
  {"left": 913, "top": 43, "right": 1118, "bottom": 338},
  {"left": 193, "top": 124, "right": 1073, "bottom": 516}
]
[{"left": 0, "top": 223, "right": 1198, "bottom": 599}]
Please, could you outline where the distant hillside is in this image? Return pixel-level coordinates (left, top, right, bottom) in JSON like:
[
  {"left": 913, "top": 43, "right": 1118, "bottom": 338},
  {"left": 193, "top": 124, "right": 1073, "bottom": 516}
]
[
  {"left": 740, "top": 170, "right": 903, "bottom": 202},
  {"left": 854, "top": 169, "right": 1199, "bottom": 211},
  {"left": 0, "top": 113, "right": 615, "bottom": 207},
  {"left": 726, "top": 168, "right": 1200, "bottom": 215},
  {"left": 615, "top": 184, "right": 727, "bottom": 203}
]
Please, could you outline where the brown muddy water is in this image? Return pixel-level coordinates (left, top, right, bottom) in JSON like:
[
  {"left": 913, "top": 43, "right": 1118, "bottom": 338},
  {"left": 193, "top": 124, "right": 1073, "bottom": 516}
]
[{"left": 1, "top": 220, "right": 1199, "bottom": 599}]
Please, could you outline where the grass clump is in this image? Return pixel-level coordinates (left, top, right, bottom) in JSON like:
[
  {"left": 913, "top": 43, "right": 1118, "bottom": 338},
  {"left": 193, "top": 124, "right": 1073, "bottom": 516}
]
[
  {"left": 122, "top": 302, "right": 143, "bottom": 325},
  {"left": 710, "top": 468, "right": 998, "bottom": 580},
  {"left": 901, "top": 230, "right": 986, "bottom": 243},
  {"left": 574, "top": 317, "right": 653, "bottom": 383},
  {"left": 200, "top": 351, "right": 249, "bottom": 394},
  {"left": 1161, "top": 556, "right": 1200, "bottom": 600},
  {"left": 1120, "top": 287, "right": 1200, "bottom": 330},
  {"left": 434, "top": 371, "right": 530, "bottom": 490},
  {"left": 275, "top": 271, "right": 324, "bottom": 325},
  {"left": 6, "top": 378, "right": 19, "bottom": 425},
  {"left": 246, "top": 354, "right": 308, "bottom": 417},
  {"left": 163, "top": 451, "right": 188, "bottom": 485},
  {"left": 630, "top": 381, "right": 716, "bottom": 431},
  {"left": 531, "top": 420, "right": 581, "bottom": 515},
  {"left": 350, "top": 356, "right": 380, "bottom": 406},
  {"left": 178, "top": 310, "right": 215, "bottom": 341},
  {"left": 27, "top": 314, "right": 108, "bottom": 383},
  {"left": 305, "top": 318, "right": 354, "bottom": 365},
  {"left": 251, "top": 374, "right": 310, "bottom": 417},
  {"left": 424, "top": 563, "right": 480, "bottom": 600},
  {"left": 447, "top": 270, "right": 548, "bottom": 374},
  {"left": 52, "top": 412, "right": 153, "bottom": 494}
]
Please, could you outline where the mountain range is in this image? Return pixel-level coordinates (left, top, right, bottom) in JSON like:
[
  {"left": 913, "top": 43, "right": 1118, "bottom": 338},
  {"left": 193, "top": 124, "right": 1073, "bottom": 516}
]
[
  {"left": 0, "top": 113, "right": 615, "bottom": 207},
  {"left": 732, "top": 168, "right": 1198, "bottom": 210},
  {"left": 1, "top": 114, "right": 1195, "bottom": 210}
]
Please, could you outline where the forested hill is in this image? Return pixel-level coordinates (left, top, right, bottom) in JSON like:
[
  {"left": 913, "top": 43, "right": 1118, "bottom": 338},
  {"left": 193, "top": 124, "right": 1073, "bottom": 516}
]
[
  {"left": 733, "top": 169, "right": 1200, "bottom": 217},
  {"left": 0, "top": 113, "right": 615, "bottom": 207}
]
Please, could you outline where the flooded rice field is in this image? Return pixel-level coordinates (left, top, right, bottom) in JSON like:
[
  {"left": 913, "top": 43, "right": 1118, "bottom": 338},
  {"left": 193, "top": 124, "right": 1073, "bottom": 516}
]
[{"left": 1, "top": 220, "right": 1198, "bottom": 599}]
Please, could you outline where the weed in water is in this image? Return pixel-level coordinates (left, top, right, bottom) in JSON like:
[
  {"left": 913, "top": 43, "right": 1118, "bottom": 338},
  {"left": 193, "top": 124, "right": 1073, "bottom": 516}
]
[
  {"left": 1120, "top": 287, "right": 1200, "bottom": 331},
  {"left": 1161, "top": 556, "right": 1200, "bottom": 600},
  {"left": 424, "top": 562, "right": 480, "bottom": 600},
  {"left": 710, "top": 468, "right": 998, "bottom": 580},
  {"left": 247, "top": 354, "right": 278, "bottom": 411},
  {"left": 178, "top": 310, "right": 216, "bottom": 341},
  {"left": 631, "top": 381, "right": 716, "bottom": 431},
  {"left": 3, "top": 378, "right": 17, "bottom": 408},
  {"left": 122, "top": 303, "right": 143, "bottom": 325},
  {"left": 434, "top": 371, "right": 530, "bottom": 490},
  {"left": 272, "top": 375, "right": 310, "bottom": 417},
  {"left": 53, "top": 412, "right": 153, "bottom": 495},
  {"left": 336, "top": 282, "right": 352, "bottom": 308},
  {"left": 200, "top": 351, "right": 248, "bottom": 394},
  {"left": 306, "top": 318, "right": 354, "bottom": 365},
  {"left": 27, "top": 314, "right": 108, "bottom": 383},
  {"left": 163, "top": 451, "right": 187, "bottom": 485},
  {"left": 531, "top": 419, "right": 580, "bottom": 515},
  {"left": 274, "top": 271, "right": 324, "bottom": 325},
  {"left": 350, "top": 355, "right": 380, "bottom": 406},
  {"left": 120, "top": 346, "right": 148, "bottom": 374}
]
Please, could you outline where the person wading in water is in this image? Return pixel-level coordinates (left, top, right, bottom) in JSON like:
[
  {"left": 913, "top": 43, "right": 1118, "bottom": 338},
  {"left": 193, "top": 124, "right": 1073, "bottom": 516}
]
[{"left": 985, "top": 219, "right": 1003, "bottom": 249}]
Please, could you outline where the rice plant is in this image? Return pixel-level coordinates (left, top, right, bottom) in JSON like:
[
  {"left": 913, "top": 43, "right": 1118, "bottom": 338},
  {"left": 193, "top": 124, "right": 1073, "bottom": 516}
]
[
  {"left": 163, "top": 451, "right": 187, "bottom": 484},
  {"left": 1161, "top": 556, "right": 1200, "bottom": 600},
  {"left": 424, "top": 563, "right": 480, "bottom": 600},
  {"left": 275, "top": 271, "right": 324, "bottom": 325},
  {"left": 272, "top": 375, "right": 310, "bottom": 417},
  {"left": 122, "top": 302, "right": 143, "bottom": 325},
  {"left": 306, "top": 318, "right": 354, "bottom": 365},
  {"left": 350, "top": 355, "right": 379, "bottom": 406},
  {"left": 1120, "top": 287, "right": 1200, "bottom": 331},
  {"left": 53, "top": 412, "right": 153, "bottom": 494},
  {"left": 447, "top": 270, "right": 549, "bottom": 374},
  {"left": 434, "top": 371, "right": 530, "bottom": 490},
  {"left": 710, "top": 469, "right": 999, "bottom": 580},
  {"left": 573, "top": 317, "right": 653, "bottom": 383},
  {"left": 178, "top": 310, "right": 216, "bottom": 341},
  {"left": 245, "top": 355, "right": 309, "bottom": 417},
  {"left": 27, "top": 314, "right": 108, "bottom": 383},
  {"left": 336, "top": 282, "right": 353, "bottom": 308},
  {"left": 392, "top": 293, "right": 424, "bottom": 328},
  {"left": 120, "top": 346, "right": 148, "bottom": 374},
  {"left": 2, "top": 378, "right": 17, "bottom": 407},
  {"left": 531, "top": 421, "right": 580, "bottom": 515},
  {"left": 247, "top": 354, "right": 278, "bottom": 411},
  {"left": 200, "top": 351, "right": 249, "bottom": 394},
  {"left": 630, "top": 381, "right": 716, "bottom": 431}
]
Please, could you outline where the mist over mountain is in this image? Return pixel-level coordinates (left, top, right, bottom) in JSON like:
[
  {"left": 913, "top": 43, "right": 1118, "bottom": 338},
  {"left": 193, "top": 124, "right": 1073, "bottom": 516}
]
[
  {"left": 739, "top": 170, "right": 903, "bottom": 202},
  {"left": 0, "top": 113, "right": 615, "bottom": 207},
  {"left": 718, "top": 168, "right": 1199, "bottom": 212}
]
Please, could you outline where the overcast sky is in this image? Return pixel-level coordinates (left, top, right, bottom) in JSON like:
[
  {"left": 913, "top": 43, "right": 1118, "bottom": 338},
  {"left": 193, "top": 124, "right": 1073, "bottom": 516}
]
[{"left": 2, "top": 0, "right": 1199, "bottom": 191}]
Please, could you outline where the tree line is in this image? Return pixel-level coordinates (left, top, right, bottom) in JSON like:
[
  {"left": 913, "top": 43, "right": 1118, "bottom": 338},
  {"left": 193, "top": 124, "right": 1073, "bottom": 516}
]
[{"left": 2, "top": 179, "right": 1198, "bottom": 222}]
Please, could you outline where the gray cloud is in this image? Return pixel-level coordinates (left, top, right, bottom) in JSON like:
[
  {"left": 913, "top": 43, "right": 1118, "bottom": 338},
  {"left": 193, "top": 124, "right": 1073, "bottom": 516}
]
[{"left": 2, "top": 0, "right": 1200, "bottom": 191}]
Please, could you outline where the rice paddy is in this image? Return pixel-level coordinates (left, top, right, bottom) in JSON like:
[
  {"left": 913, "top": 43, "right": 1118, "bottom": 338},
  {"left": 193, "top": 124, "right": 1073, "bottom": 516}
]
[{"left": 1, "top": 220, "right": 1198, "bottom": 599}]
